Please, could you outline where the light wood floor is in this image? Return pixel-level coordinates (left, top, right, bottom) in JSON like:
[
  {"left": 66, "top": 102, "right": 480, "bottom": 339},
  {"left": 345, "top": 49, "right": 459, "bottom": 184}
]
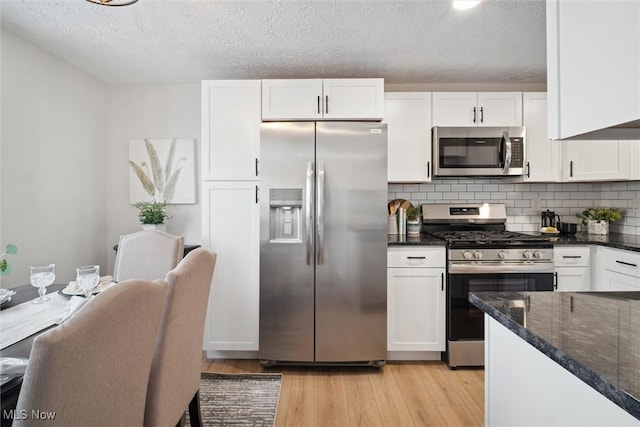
[{"left": 201, "top": 359, "right": 484, "bottom": 427}]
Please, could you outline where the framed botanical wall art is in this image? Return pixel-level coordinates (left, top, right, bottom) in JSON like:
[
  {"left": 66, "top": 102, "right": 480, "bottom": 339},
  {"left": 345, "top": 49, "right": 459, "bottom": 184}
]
[{"left": 129, "top": 138, "right": 196, "bottom": 204}]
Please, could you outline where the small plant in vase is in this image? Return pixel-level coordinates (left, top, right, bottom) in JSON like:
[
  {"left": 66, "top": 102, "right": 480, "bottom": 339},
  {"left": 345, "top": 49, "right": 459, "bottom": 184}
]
[
  {"left": 135, "top": 201, "right": 170, "bottom": 230},
  {"left": 576, "top": 207, "right": 621, "bottom": 235},
  {"left": 0, "top": 244, "right": 18, "bottom": 275},
  {"left": 406, "top": 206, "right": 422, "bottom": 235}
]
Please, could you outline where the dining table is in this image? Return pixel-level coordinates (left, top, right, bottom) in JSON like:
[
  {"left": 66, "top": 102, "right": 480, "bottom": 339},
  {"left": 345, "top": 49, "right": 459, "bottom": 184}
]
[{"left": 0, "top": 283, "right": 67, "bottom": 426}]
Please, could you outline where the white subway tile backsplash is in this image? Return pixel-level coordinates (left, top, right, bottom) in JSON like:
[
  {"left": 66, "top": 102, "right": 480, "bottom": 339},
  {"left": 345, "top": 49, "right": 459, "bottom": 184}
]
[{"left": 388, "top": 178, "right": 639, "bottom": 235}]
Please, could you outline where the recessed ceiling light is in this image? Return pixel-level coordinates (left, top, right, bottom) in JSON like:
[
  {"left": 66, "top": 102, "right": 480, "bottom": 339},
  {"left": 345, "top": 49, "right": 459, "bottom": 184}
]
[
  {"left": 85, "top": 0, "right": 139, "bottom": 6},
  {"left": 453, "top": 0, "right": 482, "bottom": 10}
]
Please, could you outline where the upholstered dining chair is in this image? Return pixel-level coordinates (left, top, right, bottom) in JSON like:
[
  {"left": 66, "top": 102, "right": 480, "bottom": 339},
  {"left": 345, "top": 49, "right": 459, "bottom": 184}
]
[
  {"left": 113, "top": 230, "right": 185, "bottom": 282},
  {"left": 14, "top": 279, "right": 167, "bottom": 427},
  {"left": 144, "top": 248, "right": 217, "bottom": 427}
]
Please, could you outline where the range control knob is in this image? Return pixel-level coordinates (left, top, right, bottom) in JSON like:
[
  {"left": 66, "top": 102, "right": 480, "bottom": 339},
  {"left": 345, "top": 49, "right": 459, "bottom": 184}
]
[
  {"left": 473, "top": 251, "right": 483, "bottom": 260},
  {"left": 498, "top": 251, "right": 507, "bottom": 259},
  {"left": 523, "top": 250, "right": 533, "bottom": 259},
  {"left": 533, "top": 251, "right": 542, "bottom": 259},
  {"left": 463, "top": 251, "right": 473, "bottom": 259}
]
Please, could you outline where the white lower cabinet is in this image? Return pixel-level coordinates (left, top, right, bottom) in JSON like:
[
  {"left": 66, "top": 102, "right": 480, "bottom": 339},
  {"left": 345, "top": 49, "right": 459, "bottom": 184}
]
[
  {"left": 553, "top": 246, "right": 591, "bottom": 291},
  {"left": 202, "top": 181, "right": 260, "bottom": 352},
  {"left": 387, "top": 247, "right": 445, "bottom": 353},
  {"left": 595, "top": 246, "right": 640, "bottom": 291}
]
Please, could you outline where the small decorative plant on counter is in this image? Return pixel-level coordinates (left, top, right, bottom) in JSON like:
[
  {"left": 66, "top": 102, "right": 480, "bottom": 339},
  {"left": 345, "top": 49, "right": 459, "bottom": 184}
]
[
  {"left": 576, "top": 207, "right": 622, "bottom": 235},
  {"left": 0, "top": 244, "right": 18, "bottom": 275},
  {"left": 135, "top": 201, "right": 170, "bottom": 230},
  {"left": 406, "top": 206, "right": 422, "bottom": 235}
]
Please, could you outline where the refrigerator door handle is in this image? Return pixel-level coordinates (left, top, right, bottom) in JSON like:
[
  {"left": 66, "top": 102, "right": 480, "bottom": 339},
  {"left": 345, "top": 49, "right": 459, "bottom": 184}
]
[
  {"left": 306, "top": 161, "right": 314, "bottom": 265},
  {"left": 317, "top": 160, "right": 325, "bottom": 265}
]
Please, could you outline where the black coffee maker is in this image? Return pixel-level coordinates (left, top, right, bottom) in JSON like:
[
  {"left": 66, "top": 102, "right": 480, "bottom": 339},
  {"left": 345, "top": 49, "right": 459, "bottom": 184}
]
[{"left": 541, "top": 209, "right": 560, "bottom": 228}]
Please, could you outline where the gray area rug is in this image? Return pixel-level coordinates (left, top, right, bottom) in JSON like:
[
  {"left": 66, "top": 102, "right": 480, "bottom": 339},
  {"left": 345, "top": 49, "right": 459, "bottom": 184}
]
[{"left": 186, "top": 373, "right": 281, "bottom": 427}]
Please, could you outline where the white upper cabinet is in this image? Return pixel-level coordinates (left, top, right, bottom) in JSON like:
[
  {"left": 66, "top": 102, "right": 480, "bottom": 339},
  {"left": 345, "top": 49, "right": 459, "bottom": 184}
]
[
  {"left": 432, "top": 92, "right": 522, "bottom": 127},
  {"left": 261, "top": 78, "right": 384, "bottom": 121},
  {"left": 201, "top": 80, "right": 261, "bottom": 181},
  {"left": 546, "top": 0, "right": 640, "bottom": 140},
  {"left": 384, "top": 92, "right": 432, "bottom": 182},
  {"left": 522, "top": 92, "right": 562, "bottom": 182},
  {"left": 630, "top": 141, "right": 640, "bottom": 180},
  {"left": 562, "top": 140, "right": 630, "bottom": 182}
]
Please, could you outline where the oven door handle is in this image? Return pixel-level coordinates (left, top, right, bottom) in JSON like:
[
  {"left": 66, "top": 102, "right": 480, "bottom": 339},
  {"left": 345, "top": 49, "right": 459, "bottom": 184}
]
[{"left": 449, "top": 262, "right": 554, "bottom": 274}]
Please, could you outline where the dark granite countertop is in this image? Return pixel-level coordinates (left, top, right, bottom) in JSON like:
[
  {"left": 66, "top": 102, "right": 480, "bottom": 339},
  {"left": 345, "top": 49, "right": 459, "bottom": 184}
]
[
  {"left": 542, "top": 232, "right": 640, "bottom": 252},
  {"left": 469, "top": 290, "right": 640, "bottom": 420},
  {"left": 389, "top": 231, "right": 640, "bottom": 253},
  {"left": 387, "top": 233, "right": 447, "bottom": 246}
]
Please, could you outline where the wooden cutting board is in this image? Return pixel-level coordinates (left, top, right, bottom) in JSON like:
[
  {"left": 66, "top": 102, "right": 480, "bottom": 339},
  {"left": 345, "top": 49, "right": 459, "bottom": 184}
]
[{"left": 388, "top": 199, "right": 414, "bottom": 215}]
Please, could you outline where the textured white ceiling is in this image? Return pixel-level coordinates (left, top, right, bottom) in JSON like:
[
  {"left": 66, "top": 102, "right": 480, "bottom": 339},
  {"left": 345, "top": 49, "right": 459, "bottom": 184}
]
[{"left": 0, "top": 0, "right": 547, "bottom": 85}]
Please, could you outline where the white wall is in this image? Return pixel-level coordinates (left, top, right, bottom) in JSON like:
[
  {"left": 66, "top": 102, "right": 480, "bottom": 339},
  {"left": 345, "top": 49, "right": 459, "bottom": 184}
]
[
  {"left": 1, "top": 29, "right": 108, "bottom": 288},
  {"left": 105, "top": 84, "right": 201, "bottom": 273}
]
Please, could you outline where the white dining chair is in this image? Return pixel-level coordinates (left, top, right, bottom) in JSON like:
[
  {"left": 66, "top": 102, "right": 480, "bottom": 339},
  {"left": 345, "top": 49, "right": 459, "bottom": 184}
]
[
  {"left": 113, "top": 230, "right": 184, "bottom": 282},
  {"left": 14, "top": 279, "right": 168, "bottom": 427},
  {"left": 144, "top": 248, "right": 217, "bottom": 427}
]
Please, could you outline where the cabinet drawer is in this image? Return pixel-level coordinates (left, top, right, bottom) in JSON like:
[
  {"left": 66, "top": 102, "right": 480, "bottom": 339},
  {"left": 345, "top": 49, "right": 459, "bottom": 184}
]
[
  {"left": 600, "top": 247, "right": 640, "bottom": 278},
  {"left": 387, "top": 247, "right": 445, "bottom": 268},
  {"left": 554, "top": 246, "right": 590, "bottom": 267}
]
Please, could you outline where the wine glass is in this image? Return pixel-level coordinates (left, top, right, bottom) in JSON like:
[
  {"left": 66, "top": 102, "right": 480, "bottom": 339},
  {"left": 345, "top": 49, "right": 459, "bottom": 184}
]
[
  {"left": 76, "top": 265, "right": 100, "bottom": 299},
  {"left": 30, "top": 264, "right": 55, "bottom": 304}
]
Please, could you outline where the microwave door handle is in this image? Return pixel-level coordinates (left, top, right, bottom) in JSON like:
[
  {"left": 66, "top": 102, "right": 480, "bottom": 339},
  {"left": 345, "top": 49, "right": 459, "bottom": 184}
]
[{"left": 502, "top": 131, "right": 512, "bottom": 174}]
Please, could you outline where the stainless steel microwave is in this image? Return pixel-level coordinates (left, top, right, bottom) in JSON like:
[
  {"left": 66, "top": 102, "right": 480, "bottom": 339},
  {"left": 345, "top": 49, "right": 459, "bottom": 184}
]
[{"left": 432, "top": 126, "right": 525, "bottom": 177}]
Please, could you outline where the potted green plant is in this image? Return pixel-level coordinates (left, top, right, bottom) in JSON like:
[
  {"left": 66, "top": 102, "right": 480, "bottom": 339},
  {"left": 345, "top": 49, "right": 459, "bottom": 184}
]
[
  {"left": 406, "top": 206, "right": 421, "bottom": 235},
  {"left": 135, "top": 201, "right": 170, "bottom": 230},
  {"left": 575, "top": 207, "right": 621, "bottom": 235},
  {"left": 0, "top": 243, "right": 18, "bottom": 275}
]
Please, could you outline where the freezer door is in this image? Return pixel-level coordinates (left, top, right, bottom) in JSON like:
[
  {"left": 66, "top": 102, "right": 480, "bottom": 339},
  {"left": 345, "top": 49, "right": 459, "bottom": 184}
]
[
  {"left": 315, "top": 122, "right": 388, "bottom": 362},
  {"left": 259, "top": 122, "right": 316, "bottom": 362}
]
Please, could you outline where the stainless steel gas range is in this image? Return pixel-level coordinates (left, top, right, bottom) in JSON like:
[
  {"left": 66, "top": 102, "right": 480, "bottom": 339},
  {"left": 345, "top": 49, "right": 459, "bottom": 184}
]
[{"left": 422, "top": 203, "right": 554, "bottom": 369}]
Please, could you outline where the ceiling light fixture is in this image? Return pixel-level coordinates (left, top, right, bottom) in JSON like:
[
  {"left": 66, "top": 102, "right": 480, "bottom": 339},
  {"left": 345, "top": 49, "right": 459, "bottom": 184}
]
[
  {"left": 453, "top": 0, "right": 481, "bottom": 10},
  {"left": 85, "top": 0, "right": 139, "bottom": 6}
]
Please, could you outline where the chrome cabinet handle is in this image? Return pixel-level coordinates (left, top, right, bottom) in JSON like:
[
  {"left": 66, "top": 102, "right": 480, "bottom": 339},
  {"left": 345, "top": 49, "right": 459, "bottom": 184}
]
[
  {"left": 441, "top": 272, "right": 444, "bottom": 291},
  {"left": 317, "top": 96, "right": 320, "bottom": 114},
  {"left": 255, "top": 158, "right": 259, "bottom": 177},
  {"left": 427, "top": 161, "right": 430, "bottom": 178},
  {"left": 325, "top": 95, "right": 328, "bottom": 114},
  {"left": 317, "top": 160, "right": 325, "bottom": 265},
  {"left": 407, "top": 256, "right": 426, "bottom": 260},
  {"left": 570, "top": 160, "right": 574, "bottom": 177},
  {"left": 306, "top": 161, "right": 314, "bottom": 265},
  {"left": 563, "top": 255, "right": 582, "bottom": 259},
  {"left": 472, "top": 107, "right": 477, "bottom": 123},
  {"left": 480, "top": 106, "right": 484, "bottom": 123},
  {"left": 255, "top": 185, "right": 259, "bottom": 203}
]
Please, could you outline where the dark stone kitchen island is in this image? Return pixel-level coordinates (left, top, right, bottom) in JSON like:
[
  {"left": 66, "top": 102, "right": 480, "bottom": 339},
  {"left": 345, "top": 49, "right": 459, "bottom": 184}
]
[{"left": 470, "top": 291, "right": 640, "bottom": 426}]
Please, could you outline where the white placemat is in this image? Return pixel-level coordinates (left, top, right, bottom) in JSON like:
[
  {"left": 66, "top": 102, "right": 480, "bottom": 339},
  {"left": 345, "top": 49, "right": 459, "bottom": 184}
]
[{"left": 0, "top": 292, "right": 68, "bottom": 350}]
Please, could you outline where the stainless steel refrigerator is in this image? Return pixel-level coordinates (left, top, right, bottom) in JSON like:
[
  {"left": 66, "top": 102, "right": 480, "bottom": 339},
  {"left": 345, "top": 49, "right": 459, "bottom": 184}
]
[{"left": 259, "top": 121, "right": 387, "bottom": 366}]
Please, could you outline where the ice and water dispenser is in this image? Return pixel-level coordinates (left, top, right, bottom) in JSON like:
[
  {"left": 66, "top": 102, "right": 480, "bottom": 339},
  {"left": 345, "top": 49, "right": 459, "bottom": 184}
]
[{"left": 269, "top": 188, "right": 303, "bottom": 242}]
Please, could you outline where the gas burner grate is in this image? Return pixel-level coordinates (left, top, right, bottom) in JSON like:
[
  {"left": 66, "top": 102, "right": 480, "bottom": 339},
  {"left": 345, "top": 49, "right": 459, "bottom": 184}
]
[{"left": 428, "top": 230, "right": 551, "bottom": 246}]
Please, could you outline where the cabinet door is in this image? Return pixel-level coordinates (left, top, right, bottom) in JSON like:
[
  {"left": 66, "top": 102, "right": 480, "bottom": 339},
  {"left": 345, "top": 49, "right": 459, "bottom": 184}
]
[
  {"left": 322, "top": 78, "right": 384, "bottom": 120},
  {"left": 554, "top": 267, "right": 591, "bottom": 292},
  {"left": 597, "top": 269, "right": 640, "bottom": 291},
  {"left": 547, "top": 0, "right": 640, "bottom": 139},
  {"left": 261, "top": 79, "right": 323, "bottom": 120},
  {"left": 522, "top": 92, "right": 562, "bottom": 182},
  {"left": 630, "top": 140, "right": 640, "bottom": 180},
  {"left": 202, "top": 181, "right": 260, "bottom": 351},
  {"left": 202, "top": 80, "right": 261, "bottom": 181},
  {"left": 563, "top": 140, "right": 630, "bottom": 181},
  {"left": 477, "top": 92, "right": 523, "bottom": 127},
  {"left": 387, "top": 267, "right": 445, "bottom": 351},
  {"left": 432, "top": 92, "right": 477, "bottom": 126},
  {"left": 384, "top": 92, "right": 432, "bottom": 182}
]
